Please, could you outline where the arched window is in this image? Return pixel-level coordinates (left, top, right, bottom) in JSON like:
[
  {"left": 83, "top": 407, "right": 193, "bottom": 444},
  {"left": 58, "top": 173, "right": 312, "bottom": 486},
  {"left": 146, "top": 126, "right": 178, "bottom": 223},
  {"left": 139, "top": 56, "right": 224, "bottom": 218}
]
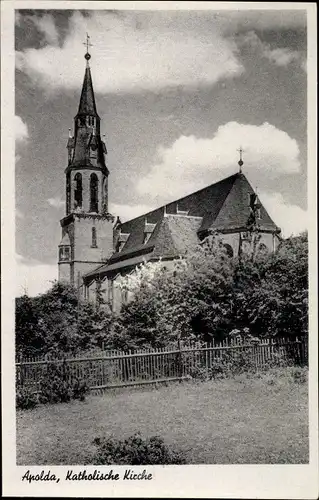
[
  {"left": 66, "top": 172, "right": 71, "bottom": 215},
  {"left": 224, "top": 243, "right": 234, "bottom": 258},
  {"left": 122, "top": 288, "right": 129, "bottom": 304},
  {"left": 91, "top": 227, "right": 97, "bottom": 248},
  {"left": 90, "top": 173, "right": 99, "bottom": 212},
  {"left": 59, "top": 246, "right": 70, "bottom": 262},
  {"left": 102, "top": 177, "right": 108, "bottom": 213},
  {"left": 74, "top": 173, "right": 82, "bottom": 209}
]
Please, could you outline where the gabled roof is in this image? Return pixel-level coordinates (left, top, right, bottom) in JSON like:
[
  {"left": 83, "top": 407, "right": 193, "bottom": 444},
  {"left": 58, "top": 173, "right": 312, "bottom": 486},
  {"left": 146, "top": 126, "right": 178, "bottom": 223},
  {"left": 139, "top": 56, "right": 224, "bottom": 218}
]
[
  {"left": 83, "top": 214, "right": 201, "bottom": 280},
  {"left": 109, "top": 173, "right": 238, "bottom": 260},
  {"left": 201, "top": 173, "right": 280, "bottom": 233},
  {"left": 83, "top": 172, "right": 281, "bottom": 282},
  {"left": 111, "top": 172, "right": 279, "bottom": 257},
  {"left": 152, "top": 215, "right": 202, "bottom": 259}
]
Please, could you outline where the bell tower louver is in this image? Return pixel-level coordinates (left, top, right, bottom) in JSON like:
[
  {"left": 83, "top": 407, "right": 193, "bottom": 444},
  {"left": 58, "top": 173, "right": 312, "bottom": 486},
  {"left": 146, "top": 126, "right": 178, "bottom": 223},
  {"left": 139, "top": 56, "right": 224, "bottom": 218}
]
[{"left": 58, "top": 46, "right": 114, "bottom": 287}]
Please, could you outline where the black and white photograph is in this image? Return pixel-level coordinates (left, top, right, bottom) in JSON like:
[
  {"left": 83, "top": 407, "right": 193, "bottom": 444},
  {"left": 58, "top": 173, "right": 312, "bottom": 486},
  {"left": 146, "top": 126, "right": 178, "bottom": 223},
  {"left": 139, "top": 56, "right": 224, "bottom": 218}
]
[{"left": 1, "top": 1, "right": 318, "bottom": 498}]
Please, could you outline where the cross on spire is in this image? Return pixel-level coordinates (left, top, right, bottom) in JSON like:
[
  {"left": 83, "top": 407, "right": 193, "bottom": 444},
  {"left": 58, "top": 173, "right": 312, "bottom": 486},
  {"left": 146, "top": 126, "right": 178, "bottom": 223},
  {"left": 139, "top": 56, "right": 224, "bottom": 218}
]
[
  {"left": 83, "top": 33, "right": 93, "bottom": 61},
  {"left": 237, "top": 146, "right": 244, "bottom": 173}
]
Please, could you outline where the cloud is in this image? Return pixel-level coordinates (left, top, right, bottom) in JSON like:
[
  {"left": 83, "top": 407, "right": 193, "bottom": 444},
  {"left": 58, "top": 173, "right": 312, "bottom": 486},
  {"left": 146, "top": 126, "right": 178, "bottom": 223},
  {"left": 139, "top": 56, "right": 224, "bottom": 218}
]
[
  {"left": 238, "top": 30, "right": 305, "bottom": 70},
  {"left": 109, "top": 202, "right": 155, "bottom": 222},
  {"left": 136, "top": 121, "right": 304, "bottom": 236},
  {"left": 217, "top": 10, "right": 306, "bottom": 34},
  {"left": 30, "top": 13, "right": 59, "bottom": 45},
  {"left": 15, "top": 115, "right": 29, "bottom": 142},
  {"left": 258, "top": 191, "right": 307, "bottom": 238},
  {"left": 47, "top": 197, "right": 65, "bottom": 209},
  {"left": 16, "top": 11, "right": 244, "bottom": 94},
  {"left": 263, "top": 47, "right": 303, "bottom": 67},
  {"left": 16, "top": 253, "right": 57, "bottom": 297},
  {"left": 137, "top": 121, "right": 301, "bottom": 202}
]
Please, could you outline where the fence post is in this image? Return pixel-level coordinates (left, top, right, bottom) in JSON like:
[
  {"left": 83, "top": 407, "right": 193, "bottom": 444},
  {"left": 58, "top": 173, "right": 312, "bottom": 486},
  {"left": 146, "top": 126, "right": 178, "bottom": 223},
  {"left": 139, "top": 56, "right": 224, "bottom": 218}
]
[
  {"left": 295, "top": 336, "right": 301, "bottom": 366},
  {"left": 177, "top": 337, "right": 183, "bottom": 380}
]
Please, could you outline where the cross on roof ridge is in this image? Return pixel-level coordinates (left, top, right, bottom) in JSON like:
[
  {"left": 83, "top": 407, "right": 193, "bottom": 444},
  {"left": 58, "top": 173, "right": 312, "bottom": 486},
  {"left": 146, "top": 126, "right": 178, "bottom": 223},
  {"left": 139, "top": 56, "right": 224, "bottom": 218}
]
[
  {"left": 83, "top": 33, "right": 93, "bottom": 51},
  {"left": 237, "top": 146, "right": 244, "bottom": 172}
]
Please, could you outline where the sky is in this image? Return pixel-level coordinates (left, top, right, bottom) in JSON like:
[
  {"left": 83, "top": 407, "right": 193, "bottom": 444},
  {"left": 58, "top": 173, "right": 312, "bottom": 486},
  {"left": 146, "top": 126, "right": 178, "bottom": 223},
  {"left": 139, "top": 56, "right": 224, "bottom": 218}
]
[{"left": 15, "top": 8, "right": 308, "bottom": 297}]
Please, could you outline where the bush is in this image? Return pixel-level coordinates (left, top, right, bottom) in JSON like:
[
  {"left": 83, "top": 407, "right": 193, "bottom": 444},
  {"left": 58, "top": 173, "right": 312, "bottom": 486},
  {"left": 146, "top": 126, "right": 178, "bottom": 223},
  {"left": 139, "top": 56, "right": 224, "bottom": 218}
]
[
  {"left": 38, "top": 362, "right": 89, "bottom": 404},
  {"left": 92, "top": 433, "right": 186, "bottom": 465},
  {"left": 186, "top": 344, "right": 293, "bottom": 381},
  {"left": 72, "top": 378, "right": 89, "bottom": 401},
  {"left": 16, "top": 387, "right": 38, "bottom": 410},
  {"left": 288, "top": 366, "right": 308, "bottom": 384}
]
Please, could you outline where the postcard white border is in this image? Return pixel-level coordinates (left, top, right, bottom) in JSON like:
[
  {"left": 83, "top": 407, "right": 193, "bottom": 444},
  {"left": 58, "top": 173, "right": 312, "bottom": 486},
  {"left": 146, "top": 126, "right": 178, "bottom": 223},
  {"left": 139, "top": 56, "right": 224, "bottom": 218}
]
[{"left": 1, "top": 1, "right": 318, "bottom": 498}]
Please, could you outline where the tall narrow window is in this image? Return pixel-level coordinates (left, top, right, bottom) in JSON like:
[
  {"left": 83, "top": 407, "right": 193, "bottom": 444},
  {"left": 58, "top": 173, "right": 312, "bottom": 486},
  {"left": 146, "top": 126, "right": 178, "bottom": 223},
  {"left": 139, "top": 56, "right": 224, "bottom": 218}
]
[
  {"left": 74, "top": 173, "right": 82, "bottom": 209},
  {"left": 59, "top": 246, "right": 70, "bottom": 262},
  {"left": 66, "top": 172, "right": 71, "bottom": 215},
  {"left": 223, "top": 243, "right": 234, "bottom": 258},
  {"left": 90, "top": 173, "right": 99, "bottom": 212},
  {"left": 102, "top": 177, "right": 108, "bottom": 213},
  {"left": 91, "top": 227, "right": 97, "bottom": 248}
]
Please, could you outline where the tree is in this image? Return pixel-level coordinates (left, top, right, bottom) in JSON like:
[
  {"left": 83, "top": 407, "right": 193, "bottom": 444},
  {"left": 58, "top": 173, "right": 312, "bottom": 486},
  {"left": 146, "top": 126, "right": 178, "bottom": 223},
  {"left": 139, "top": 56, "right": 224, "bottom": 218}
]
[
  {"left": 231, "top": 232, "right": 308, "bottom": 338},
  {"left": 16, "top": 232, "right": 308, "bottom": 356},
  {"left": 107, "top": 232, "right": 308, "bottom": 349},
  {"left": 15, "top": 281, "right": 113, "bottom": 356},
  {"left": 15, "top": 294, "right": 44, "bottom": 357},
  {"left": 107, "top": 235, "right": 235, "bottom": 349}
]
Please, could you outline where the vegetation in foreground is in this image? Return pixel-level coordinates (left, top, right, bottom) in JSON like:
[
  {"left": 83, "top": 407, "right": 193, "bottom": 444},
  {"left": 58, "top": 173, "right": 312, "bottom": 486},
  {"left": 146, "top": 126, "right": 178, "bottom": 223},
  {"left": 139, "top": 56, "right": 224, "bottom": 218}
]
[
  {"left": 16, "top": 342, "right": 306, "bottom": 411},
  {"left": 16, "top": 232, "right": 308, "bottom": 356},
  {"left": 93, "top": 433, "right": 186, "bottom": 465},
  {"left": 16, "top": 361, "right": 89, "bottom": 410},
  {"left": 16, "top": 367, "right": 308, "bottom": 465}
]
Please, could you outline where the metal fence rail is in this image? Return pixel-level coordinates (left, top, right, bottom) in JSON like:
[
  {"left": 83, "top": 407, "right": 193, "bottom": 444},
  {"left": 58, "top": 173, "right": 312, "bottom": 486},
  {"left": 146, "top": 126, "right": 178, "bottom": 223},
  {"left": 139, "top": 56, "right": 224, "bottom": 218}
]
[{"left": 16, "top": 337, "right": 308, "bottom": 392}]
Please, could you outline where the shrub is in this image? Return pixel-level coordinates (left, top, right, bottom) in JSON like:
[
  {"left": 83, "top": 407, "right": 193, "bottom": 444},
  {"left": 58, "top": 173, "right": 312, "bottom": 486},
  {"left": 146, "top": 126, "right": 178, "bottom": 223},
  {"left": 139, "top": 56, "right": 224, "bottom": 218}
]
[
  {"left": 72, "top": 378, "right": 89, "bottom": 401},
  {"left": 288, "top": 366, "right": 308, "bottom": 384},
  {"left": 16, "top": 387, "right": 38, "bottom": 410},
  {"left": 263, "top": 350, "right": 291, "bottom": 370},
  {"left": 187, "top": 344, "right": 293, "bottom": 381},
  {"left": 92, "top": 433, "right": 186, "bottom": 465},
  {"left": 38, "top": 362, "right": 89, "bottom": 404}
]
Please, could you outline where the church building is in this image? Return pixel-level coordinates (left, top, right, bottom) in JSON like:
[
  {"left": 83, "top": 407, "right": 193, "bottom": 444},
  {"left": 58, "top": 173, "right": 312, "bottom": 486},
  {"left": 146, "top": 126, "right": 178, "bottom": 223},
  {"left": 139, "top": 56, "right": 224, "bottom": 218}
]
[{"left": 58, "top": 49, "right": 282, "bottom": 311}]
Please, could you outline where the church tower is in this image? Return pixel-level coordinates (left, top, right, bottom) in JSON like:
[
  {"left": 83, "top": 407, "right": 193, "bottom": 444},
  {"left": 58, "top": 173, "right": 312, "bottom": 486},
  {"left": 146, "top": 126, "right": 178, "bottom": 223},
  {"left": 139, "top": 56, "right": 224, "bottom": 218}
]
[{"left": 58, "top": 46, "right": 114, "bottom": 287}]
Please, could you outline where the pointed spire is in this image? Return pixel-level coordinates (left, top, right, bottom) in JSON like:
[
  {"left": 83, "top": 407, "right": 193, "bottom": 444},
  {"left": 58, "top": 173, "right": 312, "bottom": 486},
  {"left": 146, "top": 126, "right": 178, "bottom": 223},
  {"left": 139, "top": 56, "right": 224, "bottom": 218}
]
[
  {"left": 69, "top": 37, "right": 108, "bottom": 174},
  {"left": 77, "top": 35, "right": 98, "bottom": 117},
  {"left": 77, "top": 64, "right": 98, "bottom": 116}
]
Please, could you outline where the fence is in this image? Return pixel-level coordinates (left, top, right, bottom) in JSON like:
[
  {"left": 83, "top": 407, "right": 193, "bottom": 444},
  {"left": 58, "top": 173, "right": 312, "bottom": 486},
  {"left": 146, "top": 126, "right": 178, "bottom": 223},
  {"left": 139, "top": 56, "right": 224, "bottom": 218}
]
[{"left": 16, "top": 337, "right": 308, "bottom": 393}]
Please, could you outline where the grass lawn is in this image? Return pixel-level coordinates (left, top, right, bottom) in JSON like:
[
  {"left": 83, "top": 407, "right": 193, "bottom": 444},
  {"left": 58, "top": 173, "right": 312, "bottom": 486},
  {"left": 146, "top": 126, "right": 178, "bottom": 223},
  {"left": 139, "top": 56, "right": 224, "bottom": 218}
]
[{"left": 16, "top": 369, "right": 308, "bottom": 465}]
